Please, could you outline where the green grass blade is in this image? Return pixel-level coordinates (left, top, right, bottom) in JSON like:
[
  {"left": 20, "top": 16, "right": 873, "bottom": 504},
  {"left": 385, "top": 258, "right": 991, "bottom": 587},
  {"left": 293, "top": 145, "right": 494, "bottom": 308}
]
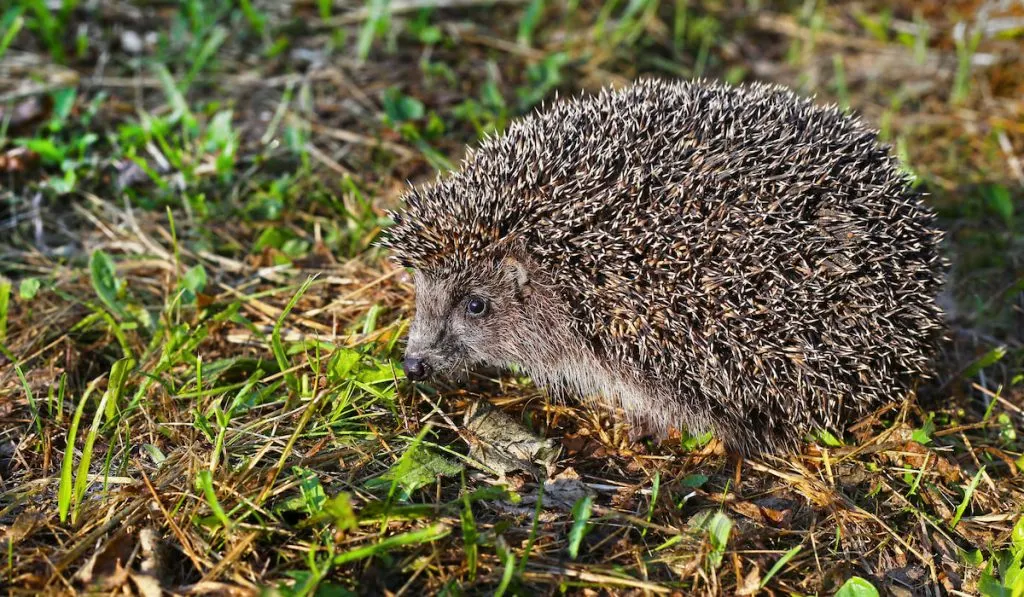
[
  {"left": 760, "top": 544, "right": 803, "bottom": 588},
  {"left": 950, "top": 466, "right": 986, "bottom": 529},
  {"left": 71, "top": 373, "right": 118, "bottom": 524},
  {"left": 643, "top": 471, "right": 660, "bottom": 537},
  {"left": 0, "top": 11, "right": 25, "bottom": 62},
  {"left": 0, "top": 278, "right": 10, "bottom": 342},
  {"left": 273, "top": 276, "right": 316, "bottom": 393},
  {"left": 183, "top": 25, "right": 227, "bottom": 92},
  {"left": 0, "top": 343, "right": 41, "bottom": 434},
  {"left": 331, "top": 523, "right": 450, "bottom": 566},
  {"left": 197, "top": 469, "right": 233, "bottom": 529},
  {"left": 58, "top": 379, "right": 99, "bottom": 523},
  {"left": 517, "top": 481, "right": 543, "bottom": 574},
  {"left": 103, "top": 357, "right": 133, "bottom": 421},
  {"left": 567, "top": 495, "right": 594, "bottom": 559},
  {"left": 494, "top": 537, "right": 517, "bottom": 597},
  {"left": 461, "top": 488, "right": 478, "bottom": 580},
  {"left": 153, "top": 63, "right": 193, "bottom": 128}
]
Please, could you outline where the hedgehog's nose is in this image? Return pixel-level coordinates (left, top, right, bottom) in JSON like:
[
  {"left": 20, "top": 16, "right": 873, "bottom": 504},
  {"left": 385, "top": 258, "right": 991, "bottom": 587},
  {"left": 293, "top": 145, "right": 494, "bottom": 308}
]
[{"left": 403, "top": 356, "right": 431, "bottom": 381}]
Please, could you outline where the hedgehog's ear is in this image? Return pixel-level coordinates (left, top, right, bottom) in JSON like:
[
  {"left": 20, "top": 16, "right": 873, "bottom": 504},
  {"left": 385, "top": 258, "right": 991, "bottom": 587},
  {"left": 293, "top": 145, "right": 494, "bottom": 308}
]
[
  {"left": 495, "top": 237, "right": 530, "bottom": 289},
  {"left": 502, "top": 256, "right": 530, "bottom": 289}
]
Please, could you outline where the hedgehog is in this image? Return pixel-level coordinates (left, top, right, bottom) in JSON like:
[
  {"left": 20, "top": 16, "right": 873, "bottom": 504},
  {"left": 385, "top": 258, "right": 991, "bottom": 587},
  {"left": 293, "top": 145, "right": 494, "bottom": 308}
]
[{"left": 379, "top": 78, "right": 946, "bottom": 454}]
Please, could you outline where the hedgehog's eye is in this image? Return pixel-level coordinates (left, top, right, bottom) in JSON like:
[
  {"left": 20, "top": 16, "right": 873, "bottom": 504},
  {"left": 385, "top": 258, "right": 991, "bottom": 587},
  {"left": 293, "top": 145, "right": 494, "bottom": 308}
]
[{"left": 466, "top": 296, "right": 489, "bottom": 317}]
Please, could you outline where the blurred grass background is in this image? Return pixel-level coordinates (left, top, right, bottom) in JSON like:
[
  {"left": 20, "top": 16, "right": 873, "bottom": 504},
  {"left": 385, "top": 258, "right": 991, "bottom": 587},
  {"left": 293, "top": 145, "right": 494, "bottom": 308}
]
[{"left": 0, "top": 0, "right": 1023, "bottom": 595}]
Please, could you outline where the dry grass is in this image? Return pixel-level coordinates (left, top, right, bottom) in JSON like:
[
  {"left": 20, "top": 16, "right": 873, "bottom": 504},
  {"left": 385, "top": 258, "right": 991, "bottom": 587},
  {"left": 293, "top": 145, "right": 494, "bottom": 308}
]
[{"left": 1, "top": 0, "right": 1023, "bottom": 595}]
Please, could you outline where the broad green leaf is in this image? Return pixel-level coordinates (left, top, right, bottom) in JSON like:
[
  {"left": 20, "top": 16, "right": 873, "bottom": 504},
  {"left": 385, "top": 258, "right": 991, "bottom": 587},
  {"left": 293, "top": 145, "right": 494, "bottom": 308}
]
[
  {"left": 383, "top": 87, "right": 425, "bottom": 123},
  {"left": 321, "top": 492, "right": 358, "bottom": 531},
  {"left": 22, "top": 138, "right": 65, "bottom": 163},
  {"left": 180, "top": 265, "right": 207, "bottom": 293},
  {"left": 329, "top": 348, "right": 363, "bottom": 381},
  {"left": 836, "top": 576, "right": 880, "bottom": 597},
  {"left": 294, "top": 466, "right": 327, "bottom": 514},
  {"left": 366, "top": 448, "right": 462, "bottom": 500},
  {"left": 706, "top": 511, "right": 733, "bottom": 568},
  {"left": 18, "top": 278, "right": 40, "bottom": 300},
  {"left": 912, "top": 414, "right": 935, "bottom": 445},
  {"left": 1012, "top": 516, "right": 1024, "bottom": 555},
  {"left": 89, "top": 250, "right": 125, "bottom": 318},
  {"left": 816, "top": 429, "right": 844, "bottom": 447}
]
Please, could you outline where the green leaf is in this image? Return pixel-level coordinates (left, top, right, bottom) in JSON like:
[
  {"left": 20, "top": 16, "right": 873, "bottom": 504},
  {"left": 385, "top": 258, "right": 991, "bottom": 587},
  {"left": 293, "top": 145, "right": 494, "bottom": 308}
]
[
  {"left": 89, "top": 250, "right": 125, "bottom": 318},
  {"left": 706, "top": 511, "right": 733, "bottom": 568},
  {"left": 494, "top": 536, "right": 517, "bottom": 597},
  {"left": 984, "top": 184, "right": 1014, "bottom": 225},
  {"left": 836, "top": 576, "right": 880, "bottom": 597},
  {"left": 366, "top": 448, "right": 463, "bottom": 500},
  {"left": 293, "top": 466, "right": 327, "bottom": 514},
  {"left": 18, "top": 278, "right": 41, "bottom": 300},
  {"left": 383, "top": 87, "right": 425, "bottom": 123},
  {"left": 254, "top": 227, "right": 291, "bottom": 252},
  {"left": 50, "top": 87, "right": 76, "bottom": 127},
  {"left": 180, "top": 264, "right": 207, "bottom": 294},
  {"left": 960, "top": 548, "right": 985, "bottom": 567},
  {"left": 816, "top": 429, "right": 844, "bottom": 447},
  {"left": 321, "top": 492, "right": 358, "bottom": 531},
  {"left": 680, "top": 473, "right": 709, "bottom": 488},
  {"left": 681, "top": 430, "right": 713, "bottom": 451},
  {"left": 643, "top": 471, "right": 660, "bottom": 534},
  {"left": 978, "top": 567, "right": 1012, "bottom": 597},
  {"left": 567, "top": 495, "right": 594, "bottom": 559},
  {"left": 22, "top": 138, "right": 65, "bottom": 163},
  {"left": 356, "top": 0, "right": 390, "bottom": 61},
  {"left": 183, "top": 25, "right": 227, "bottom": 92},
  {"left": 153, "top": 63, "right": 194, "bottom": 129},
  {"left": 206, "top": 110, "right": 236, "bottom": 152},
  {"left": 71, "top": 361, "right": 129, "bottom": 525},
  {"left": 329, "top": 348, "right": 363, "bottom": 381},
  {"left": 912, "top": 413, "right": 935, "bottom": 445},
  {"left": 1011, "top": 516, "right": 1024, "bottom": 555}
]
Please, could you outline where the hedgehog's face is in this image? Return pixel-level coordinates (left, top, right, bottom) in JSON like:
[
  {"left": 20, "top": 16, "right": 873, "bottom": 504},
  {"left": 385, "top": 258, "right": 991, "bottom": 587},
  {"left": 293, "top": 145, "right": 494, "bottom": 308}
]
[{"left": 402, "top": 257, "right": 535, "bottom": 381}]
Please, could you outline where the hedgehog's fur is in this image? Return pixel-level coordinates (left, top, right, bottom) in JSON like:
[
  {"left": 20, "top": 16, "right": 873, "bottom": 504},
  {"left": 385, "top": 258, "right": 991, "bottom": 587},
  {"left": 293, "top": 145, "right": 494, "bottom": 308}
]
[{"left": 381, "top": 78, "right": 946, "bottom": 454}]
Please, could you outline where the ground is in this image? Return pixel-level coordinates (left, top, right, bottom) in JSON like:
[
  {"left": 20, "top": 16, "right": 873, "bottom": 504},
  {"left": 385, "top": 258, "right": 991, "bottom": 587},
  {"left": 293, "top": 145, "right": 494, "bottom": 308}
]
[{"left": 1, "top": 1, "right": 1023, "bottom": 595}]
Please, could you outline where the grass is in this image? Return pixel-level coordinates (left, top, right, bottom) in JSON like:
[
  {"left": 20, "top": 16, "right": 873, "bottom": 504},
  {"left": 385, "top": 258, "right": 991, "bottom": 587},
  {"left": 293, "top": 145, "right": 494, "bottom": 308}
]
[{"left": 1, "top": 0, "right": 1023, "bottom": 595}]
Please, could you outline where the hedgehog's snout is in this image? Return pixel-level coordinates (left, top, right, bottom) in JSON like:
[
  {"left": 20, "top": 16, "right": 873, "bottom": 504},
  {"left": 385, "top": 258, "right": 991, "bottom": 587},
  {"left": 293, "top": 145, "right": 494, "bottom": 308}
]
[{"left": 403, "top": 355, "right": 431, "bottom": 381}]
